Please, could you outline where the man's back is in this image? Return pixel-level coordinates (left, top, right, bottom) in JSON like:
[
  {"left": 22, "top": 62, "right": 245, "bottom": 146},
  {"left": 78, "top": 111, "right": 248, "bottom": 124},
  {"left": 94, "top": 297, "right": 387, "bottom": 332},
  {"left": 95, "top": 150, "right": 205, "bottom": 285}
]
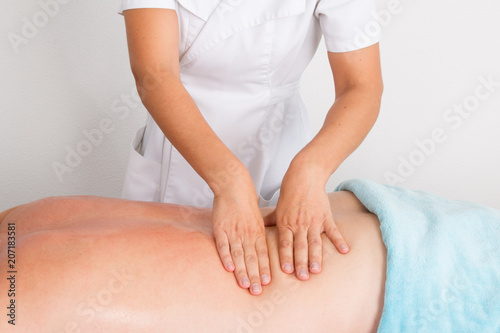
[{"left": 0, "top": 192, "right": 385, "bottom": 332}]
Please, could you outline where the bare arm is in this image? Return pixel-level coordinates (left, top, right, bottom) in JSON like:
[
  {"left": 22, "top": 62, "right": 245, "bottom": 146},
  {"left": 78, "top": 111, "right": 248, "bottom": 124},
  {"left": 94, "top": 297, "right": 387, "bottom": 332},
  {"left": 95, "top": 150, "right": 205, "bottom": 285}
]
[
  {"left": 123, "top": 9, "right": 270, "bottom": 295},
  {"left": 297, "top": 43, "right": 384, "bottom": 177},
  {"left": 274, "top": 43, "right": 383, "bottom": 279},
  {"left": 123, "top": 9, "right": 248, "bottom": 191}
]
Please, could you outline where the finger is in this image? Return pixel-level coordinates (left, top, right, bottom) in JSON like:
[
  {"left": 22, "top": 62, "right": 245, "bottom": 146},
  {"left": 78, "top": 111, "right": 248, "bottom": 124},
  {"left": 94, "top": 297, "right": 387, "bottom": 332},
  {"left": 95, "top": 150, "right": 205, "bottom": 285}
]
[
  {"left": 294, "top": 230, "right": 309, "bottom": 281},
  {"left": 243, "top": 240, "right": 262, "bottom": 296},
  {"left": 213, "top": 229, "right": 234, "bottom": 272},
  {"left": 324, "top": 216, "right": 350, "bottom": 254},
  {"left": 278, "top": 227, "right": 294, "bottom": 274},
  {"left": 307, "top": 227, "right": 323, "bottom": 274},
  {"left": 255, "top": 234, "right": 271, "bottom": 286},
  {"left": 230, "top": 239, "right": 251, "bottom": 289}
]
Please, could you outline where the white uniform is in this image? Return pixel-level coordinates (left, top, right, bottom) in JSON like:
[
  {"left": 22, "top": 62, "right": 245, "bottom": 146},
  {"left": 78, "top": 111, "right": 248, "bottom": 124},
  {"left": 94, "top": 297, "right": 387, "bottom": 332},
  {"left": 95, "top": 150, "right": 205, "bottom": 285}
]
[{"left": 118, "top": 0, "right": 380, "bottom": 207}]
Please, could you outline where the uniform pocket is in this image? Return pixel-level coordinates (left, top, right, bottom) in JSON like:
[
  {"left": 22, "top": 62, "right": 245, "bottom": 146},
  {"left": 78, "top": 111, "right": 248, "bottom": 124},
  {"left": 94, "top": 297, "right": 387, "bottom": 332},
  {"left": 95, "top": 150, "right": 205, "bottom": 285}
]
[{"left": 121, "top": 126, "right": 162, "bottom": 202}]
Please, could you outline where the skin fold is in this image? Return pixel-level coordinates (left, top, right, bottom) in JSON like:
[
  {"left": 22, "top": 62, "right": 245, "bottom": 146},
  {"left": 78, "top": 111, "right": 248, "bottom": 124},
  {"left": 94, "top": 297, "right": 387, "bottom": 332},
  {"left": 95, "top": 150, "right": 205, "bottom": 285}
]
[{"left": 0, "top": 191, "right": 386, "bottom": 332}]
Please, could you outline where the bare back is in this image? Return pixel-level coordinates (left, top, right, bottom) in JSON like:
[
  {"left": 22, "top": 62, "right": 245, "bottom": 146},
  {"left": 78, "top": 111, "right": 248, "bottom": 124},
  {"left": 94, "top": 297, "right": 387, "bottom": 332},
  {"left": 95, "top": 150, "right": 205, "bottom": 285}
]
[{"left": 0, "top": 192, "right": 386, "bottom": 332}]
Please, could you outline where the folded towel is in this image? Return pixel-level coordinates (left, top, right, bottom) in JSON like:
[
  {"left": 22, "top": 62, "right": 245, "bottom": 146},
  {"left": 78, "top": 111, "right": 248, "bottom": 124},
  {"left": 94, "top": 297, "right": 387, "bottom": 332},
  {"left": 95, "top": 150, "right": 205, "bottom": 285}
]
[{"left": 336, "top": 179, "right": 500, "bottom": 332}]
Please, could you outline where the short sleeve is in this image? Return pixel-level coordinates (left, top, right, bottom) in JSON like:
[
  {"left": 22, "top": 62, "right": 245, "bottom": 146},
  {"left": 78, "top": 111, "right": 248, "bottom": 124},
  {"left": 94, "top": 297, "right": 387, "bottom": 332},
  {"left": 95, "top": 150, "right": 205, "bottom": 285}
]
[
  {"left": 314, "top": 0, "right": 381, "bottom": 53},
  {"left": 118, "top": 0, "right": 176, "bottom": 15}
]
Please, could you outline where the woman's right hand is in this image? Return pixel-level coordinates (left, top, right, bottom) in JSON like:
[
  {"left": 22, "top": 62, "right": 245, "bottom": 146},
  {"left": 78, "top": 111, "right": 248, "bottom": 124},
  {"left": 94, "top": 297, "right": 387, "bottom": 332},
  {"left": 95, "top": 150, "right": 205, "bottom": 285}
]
[
  {"left": 212, "top": 175, "right": 271, "bottom": 296},
  {"left": 124, "top": 9, "right": 271, "bottom": 296}
]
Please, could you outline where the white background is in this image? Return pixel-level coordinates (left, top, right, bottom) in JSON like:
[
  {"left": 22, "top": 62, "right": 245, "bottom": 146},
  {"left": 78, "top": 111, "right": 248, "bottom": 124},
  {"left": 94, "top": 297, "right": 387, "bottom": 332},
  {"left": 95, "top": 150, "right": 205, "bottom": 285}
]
[{"left": 1, "top": 0, "right": 499, "bottom": 211}]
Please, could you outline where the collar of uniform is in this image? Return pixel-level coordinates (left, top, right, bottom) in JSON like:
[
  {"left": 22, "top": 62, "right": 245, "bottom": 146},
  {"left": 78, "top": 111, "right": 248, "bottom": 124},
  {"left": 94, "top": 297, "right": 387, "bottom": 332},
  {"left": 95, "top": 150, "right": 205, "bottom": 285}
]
[
  {"left": 179, "top": 0, "right": 307, "bottom": 67},
  {"left": 178, "top": 0, "right": 223, "bottom": 21}
]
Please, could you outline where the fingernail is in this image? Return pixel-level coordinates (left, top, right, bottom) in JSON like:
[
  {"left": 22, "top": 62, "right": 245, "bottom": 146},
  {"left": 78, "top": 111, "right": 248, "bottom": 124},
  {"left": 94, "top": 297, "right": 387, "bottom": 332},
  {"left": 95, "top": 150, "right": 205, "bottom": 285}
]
[
  {"left": 251, "top": 283, "right": 261, "bottom": 294},
  {"left": 284, "top": 263, "right": 293, "bottom": 272},
  {"left": 310, "top": 262, "right": 320, "bottom": 272},
  {"left": 241, "top": 277, "right": 250, "bottom": 287},
  {"left": 340, "top": 244, "right": 349, "bottom": 253},
  {"left": 261, "top": 274, "right": 270, "bottom": 284},
  {"left": 299, "top": 269, "right": 308, "bottom": 279},
  {"left": 226, "top": 262, "right": 234, "bottom": 270}
]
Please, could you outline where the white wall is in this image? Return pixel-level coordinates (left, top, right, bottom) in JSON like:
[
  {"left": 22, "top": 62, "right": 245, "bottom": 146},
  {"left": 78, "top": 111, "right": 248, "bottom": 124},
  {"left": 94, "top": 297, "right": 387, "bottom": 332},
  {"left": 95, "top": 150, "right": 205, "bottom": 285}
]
[{"left": 1, "top": 0, "right": 499, "bottom": 211}]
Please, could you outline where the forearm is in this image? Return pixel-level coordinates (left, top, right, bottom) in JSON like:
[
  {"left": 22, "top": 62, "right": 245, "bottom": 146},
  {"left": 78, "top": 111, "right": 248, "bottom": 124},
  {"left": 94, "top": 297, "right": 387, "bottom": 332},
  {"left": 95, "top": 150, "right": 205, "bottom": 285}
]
[
  {"left": 295, "top": 86, "right": 382, "bottom": 182},
  {"left": 136, "top": 73, "right": 250, "bottom": 194}
]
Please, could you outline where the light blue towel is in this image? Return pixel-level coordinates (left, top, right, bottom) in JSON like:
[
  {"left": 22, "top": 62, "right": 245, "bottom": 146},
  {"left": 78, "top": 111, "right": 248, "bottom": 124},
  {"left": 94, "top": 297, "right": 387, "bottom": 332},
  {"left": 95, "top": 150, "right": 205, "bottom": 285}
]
[{"left": 335, "top": 179, "right": 500, "bottom": 332}]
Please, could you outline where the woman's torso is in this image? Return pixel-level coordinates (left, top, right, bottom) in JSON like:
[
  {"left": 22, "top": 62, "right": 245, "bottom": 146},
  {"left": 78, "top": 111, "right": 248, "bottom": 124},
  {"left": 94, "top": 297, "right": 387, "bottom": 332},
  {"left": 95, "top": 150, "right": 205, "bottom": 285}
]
[{"left": 122, "top": 0, "right": 325, "bottom": 207}]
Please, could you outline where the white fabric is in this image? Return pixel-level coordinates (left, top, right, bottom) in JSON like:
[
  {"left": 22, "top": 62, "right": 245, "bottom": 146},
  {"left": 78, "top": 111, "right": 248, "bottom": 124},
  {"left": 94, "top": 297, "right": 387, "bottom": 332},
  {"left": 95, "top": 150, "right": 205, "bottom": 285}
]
[
  {"left": 118, "top": 0, "right": 176, "bottom": 14},
  {"left": 315, "top": 0, "right": 380, "bottom": 52},
  {"left": 118, "top": 0, "right": 381, "bottom": 207}
]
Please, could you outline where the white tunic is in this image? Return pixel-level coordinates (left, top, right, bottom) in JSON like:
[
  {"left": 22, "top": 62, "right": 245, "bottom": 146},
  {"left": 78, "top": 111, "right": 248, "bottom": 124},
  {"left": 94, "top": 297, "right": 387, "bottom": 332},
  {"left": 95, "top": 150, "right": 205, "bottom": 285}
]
[{"left": 118, "top": 0, "right": 380, "bottom": 207}]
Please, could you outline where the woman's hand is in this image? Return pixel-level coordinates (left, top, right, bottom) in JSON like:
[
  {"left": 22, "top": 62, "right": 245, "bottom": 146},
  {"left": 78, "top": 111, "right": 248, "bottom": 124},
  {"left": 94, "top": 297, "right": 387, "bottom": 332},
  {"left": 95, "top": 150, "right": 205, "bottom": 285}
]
[
  {"left": 274, "top": 158, "right": 349, "bottom": 280},
  {"left": 212, "top": 175, "right": 271, "bottom": 296}
]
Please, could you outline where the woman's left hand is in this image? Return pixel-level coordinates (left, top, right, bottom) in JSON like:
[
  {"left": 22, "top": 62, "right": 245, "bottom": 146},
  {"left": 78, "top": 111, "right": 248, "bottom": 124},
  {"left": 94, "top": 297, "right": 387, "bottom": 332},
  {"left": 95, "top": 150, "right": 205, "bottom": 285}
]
[{"left": 274, "top": 159, "right": 349, "bottom": 280}]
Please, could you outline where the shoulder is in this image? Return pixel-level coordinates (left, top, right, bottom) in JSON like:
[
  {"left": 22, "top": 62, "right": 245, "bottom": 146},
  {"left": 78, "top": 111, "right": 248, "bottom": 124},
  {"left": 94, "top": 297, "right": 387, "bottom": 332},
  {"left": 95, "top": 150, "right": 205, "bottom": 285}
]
[
  {"left": 0, "top": 196, "right": 105, "bottom": 236},
  {"left": 0, "top": 205, "right": 23, "bottom": 226},
  {"left": 0, "top": 197, "right": 65, "bottom": 231}
]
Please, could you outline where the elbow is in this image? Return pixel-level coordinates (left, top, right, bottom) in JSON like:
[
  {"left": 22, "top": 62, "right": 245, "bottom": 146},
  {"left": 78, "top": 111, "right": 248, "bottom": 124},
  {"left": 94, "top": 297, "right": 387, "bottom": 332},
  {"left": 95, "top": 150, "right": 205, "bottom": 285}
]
[
  {"left": 335, "top": 80, "right": 384, "bottom": 103},
  {"left": 372, "top": 80, "right": 383, "bottom": 118},
  {"left": 373, "top": 80, "right": 384, "bottom": 112},
  {"left": 377, "top": 79, "right": 384, "bottom": 101},
  {"left": 365, "top": 79, "right": 384, "bottom": 104},
  {"left": 130, "top": 64, "right": 180, "bottom": 98},
  {"left": 378, "top": 79, "right": 384, "bottom": 98},
  {"left": 367, "top": 76, "right": 384, "bottom": 102}
]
